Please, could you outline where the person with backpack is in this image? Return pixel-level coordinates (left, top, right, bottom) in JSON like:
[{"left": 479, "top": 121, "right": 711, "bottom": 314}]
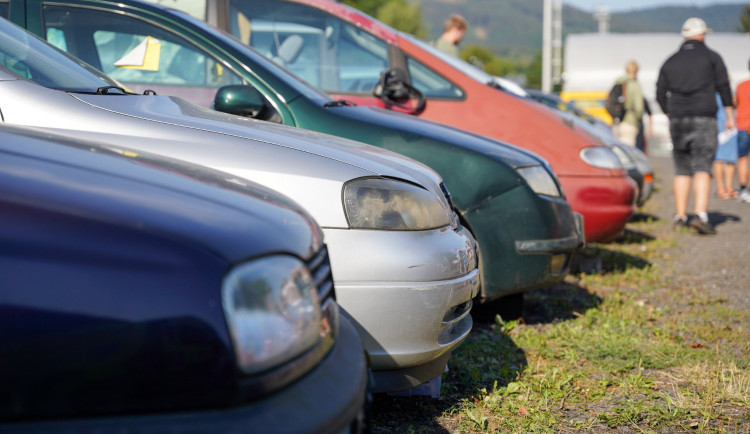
[
  {"left": 609, "top": 60, "right": 645, "bottom": 147},
  {"left": 656, "top": 17, "right": 734, "bottom": 235}
]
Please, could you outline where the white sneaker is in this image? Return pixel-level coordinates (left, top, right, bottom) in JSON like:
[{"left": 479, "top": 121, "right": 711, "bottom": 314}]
[{"left": 740, "top": 190, "right": 750, "bottom": 203}]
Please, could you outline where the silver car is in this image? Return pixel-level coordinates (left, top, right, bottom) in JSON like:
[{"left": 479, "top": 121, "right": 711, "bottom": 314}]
[{"left": 0, "top": 19, "right": 479, "bottom": 393}]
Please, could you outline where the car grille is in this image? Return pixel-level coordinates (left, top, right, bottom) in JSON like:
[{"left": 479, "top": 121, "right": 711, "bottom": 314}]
[{"left": 307, "top": 245, "right": 334, "bottom": 302}]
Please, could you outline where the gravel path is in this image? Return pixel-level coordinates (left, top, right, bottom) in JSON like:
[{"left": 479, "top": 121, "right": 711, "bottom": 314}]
[{"left": 645, "top": 154, "right": 750, "bottom": 315}]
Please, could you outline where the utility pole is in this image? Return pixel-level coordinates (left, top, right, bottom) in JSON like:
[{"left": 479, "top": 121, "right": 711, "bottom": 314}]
[
  {"left": 593, "top": 6, "right": 610, "bottom": 34},
  {"left": 542, "top": 0, "right": 562, "bottom": 92},
  {"left": 552, "top": 0, "right": 562, "bottom": 89}
]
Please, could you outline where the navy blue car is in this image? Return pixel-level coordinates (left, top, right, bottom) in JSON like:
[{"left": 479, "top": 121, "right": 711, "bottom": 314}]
[{"left": 0, "top": 125, "right": 367, "bottom": 433}]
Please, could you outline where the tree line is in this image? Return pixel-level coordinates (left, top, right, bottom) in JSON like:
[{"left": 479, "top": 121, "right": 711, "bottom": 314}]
[{"left": 342, "top": 0, "right": 750, "bottom": 91}]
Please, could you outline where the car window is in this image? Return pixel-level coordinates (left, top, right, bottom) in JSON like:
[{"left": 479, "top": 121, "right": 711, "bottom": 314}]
[
  {"left": 402, "top": 31, "right": 492, "bottom": 87},
  {"left": 42, "top": 5, "right": 244, "bottom": 107},
  {"left": 227, "top": 0, "right": 388, "bottom": 94},
  {"left": 405, "top": 56, "right": 463, "bottom": 99},
  {"left": 0, "top": 2, "right": 9, "bottom": 19}
]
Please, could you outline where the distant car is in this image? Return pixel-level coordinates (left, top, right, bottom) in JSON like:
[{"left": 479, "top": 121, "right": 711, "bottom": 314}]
[
  {"left": 608, "top": 139, "right": 655, "bottom": 208},
  {"left": 0, "top": 18, "right": 479, "bottom": 394},
  {"left": 559, "top": 90, "right": 613, "bottom": 125},
  {"left": 0, "top": 124, "right": 367, "bottom": 432},
  {"left": 525, "top": 88, "right": 654, "bottom": 207},
  {"left": 178, "top": 0, "right": 636, "bottom": 243},
  {"left": 7, "top": 0, "right": 585, "bottom": 314},
  {"left": 525, "top": 88, "right": 613, "bottom": 137}
]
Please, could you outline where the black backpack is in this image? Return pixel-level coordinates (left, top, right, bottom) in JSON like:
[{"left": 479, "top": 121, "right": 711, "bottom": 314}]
[{"left": 605, "top": 82, "right": 626, "bottom": 122}]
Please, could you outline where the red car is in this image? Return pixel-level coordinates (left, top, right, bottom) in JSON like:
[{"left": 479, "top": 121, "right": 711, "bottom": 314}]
[{"left": 206, "top": 0, "right": 637, "bottom": 242}]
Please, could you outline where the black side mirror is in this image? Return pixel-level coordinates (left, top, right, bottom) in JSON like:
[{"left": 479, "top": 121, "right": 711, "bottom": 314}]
[
  {"left": 214, "top": 85, "right": 267, "bottom": 118},
  {"left": 372, "top": 68, "right": 426, "bottom": 115}
]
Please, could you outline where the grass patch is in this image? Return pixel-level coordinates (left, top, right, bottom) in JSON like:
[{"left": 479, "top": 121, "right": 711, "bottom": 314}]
[{"left": 442, "top": 228, "right": 748, "bottom": 432}]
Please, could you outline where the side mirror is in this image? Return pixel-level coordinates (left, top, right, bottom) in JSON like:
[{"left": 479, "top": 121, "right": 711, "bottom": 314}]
[
  {"left": 372, "top": 68, "right": 426, "bottom": 115},
  {"left": 214, "top": 85, "right": 266, "bottom": 118}
]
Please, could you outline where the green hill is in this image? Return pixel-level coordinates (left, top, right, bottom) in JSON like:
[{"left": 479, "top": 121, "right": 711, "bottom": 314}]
[{"left": 414, "top": 0, "right": 747, "bottom": 59}]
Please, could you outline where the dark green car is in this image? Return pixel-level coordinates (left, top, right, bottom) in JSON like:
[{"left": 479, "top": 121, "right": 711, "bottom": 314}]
[{"left": 7, "top": 0, "right": 584, "bottom": 310}]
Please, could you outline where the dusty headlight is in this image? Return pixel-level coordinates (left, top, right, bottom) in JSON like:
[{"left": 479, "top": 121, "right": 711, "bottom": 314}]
[
  {"left": 222, "top": 256, "right": 322, "bottom": 375},
  {"left": 343, "top": 178, "right": 452, "bottom": 230},
  {"left": 580, "top": 146, "right": 623, "bottom": 170},
  {"left": 517, "top": 165, "right": 562, "bottom": 197},
  {"left": 609, "top": 144, "right": 636, "bottom": 169}
]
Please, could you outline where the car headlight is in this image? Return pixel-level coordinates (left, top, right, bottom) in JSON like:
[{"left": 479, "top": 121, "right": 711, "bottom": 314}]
[
  {"left": 222, "top": 256, "right": 322, "bottom": 375},
  {"left": 343, "top": 178, "right": 452, "bottom": 230},
  {"left": 516, "top": 165, "right": 562, "bottom": 197},
  {"left": 609, "top": 144, "right": 636, "bottom": 169},
  {"left": 580, "top": 146, "right": 624, "bottom": 170}
]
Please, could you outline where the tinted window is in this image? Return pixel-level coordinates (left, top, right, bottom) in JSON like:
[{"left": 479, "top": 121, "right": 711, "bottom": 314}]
[
  {"left": 227, "top": 0, "right": 388, "bottom": 94},
  {"left": 0, "top": 2, "right": 9, "bottom": 19},
  {"left": 43, "top": 6, "right": 243, "bottom": 107}
]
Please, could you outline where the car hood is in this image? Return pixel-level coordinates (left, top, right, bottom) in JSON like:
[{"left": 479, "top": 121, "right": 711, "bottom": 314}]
[
  {"left": 1, "top": 124, "right": 323, "bottom": 264},
  {"left": 336, "top": 105, "right": 548, "bottom": 169},
  {"left": 72, "top": 93, "right": 443, "bottom": 187}
]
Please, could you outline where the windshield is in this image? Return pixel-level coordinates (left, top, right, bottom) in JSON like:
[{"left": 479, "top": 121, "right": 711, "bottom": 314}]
[
  {"left": 0, "top": 18, "right": 119, "bottom": 92},
  {"left": 400, "top": 31, "right": 495, "bottom": 86}
]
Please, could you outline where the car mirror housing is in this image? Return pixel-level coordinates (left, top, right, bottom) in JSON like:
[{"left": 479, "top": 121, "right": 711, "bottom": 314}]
[
  {"left": 372, "top": 68, "right": 425, "bottom": 115},
  {"left": 214, "top": 85, "right": 267, "bottom": 117}
]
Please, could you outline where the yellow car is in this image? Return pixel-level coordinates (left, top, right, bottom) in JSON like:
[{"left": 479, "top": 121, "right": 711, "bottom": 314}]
[{"left": 560, "top": 90, "right": 613, "bottom": 125}]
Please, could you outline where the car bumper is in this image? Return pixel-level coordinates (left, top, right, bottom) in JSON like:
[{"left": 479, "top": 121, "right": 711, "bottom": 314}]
[
  {"left": 323, "top": 225, "right": 479, "bottom": 392},
  {"left": 558, "top": 174, "right": 637, "bottom": 243},
  {"left": 626, "top": 166, "right": 644, "bottom": 207},
  {"left": 462, "top": 188, "right": 585, "bottom": 302},
  {"left": 639, "top": 175, "right": 654, "bottom": 207},
  {"left": 0, "top": 317, "right": 368, "bottom": 434}
]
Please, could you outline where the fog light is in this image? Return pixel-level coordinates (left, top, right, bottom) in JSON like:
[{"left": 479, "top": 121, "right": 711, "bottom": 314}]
[
  {"left": 550, "top": 254, "right": 567, "bottom": 274},
  {"left": 437, "top": 316, "right": 472, "bottom": 345},
  {"left": 442, "top": 299, "right": 472, "bottom": 323}
]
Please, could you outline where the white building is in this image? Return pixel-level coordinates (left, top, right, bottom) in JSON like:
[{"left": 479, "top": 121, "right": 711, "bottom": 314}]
[{"left": 563, "top": 33, "right": 750, "bottom": 154}]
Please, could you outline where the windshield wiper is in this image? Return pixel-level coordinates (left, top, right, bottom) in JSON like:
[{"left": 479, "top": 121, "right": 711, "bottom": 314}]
[
  {"left": 96, "top": 86, "right": 130, "bottom": 95},
  {"left": 323, "top": 99, "right": 355, "bottom": 107}
]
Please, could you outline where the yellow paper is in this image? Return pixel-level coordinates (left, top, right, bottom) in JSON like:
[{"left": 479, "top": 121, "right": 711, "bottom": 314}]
[{"left": 114, "top": 36, "right": 161, "bottom": 71}]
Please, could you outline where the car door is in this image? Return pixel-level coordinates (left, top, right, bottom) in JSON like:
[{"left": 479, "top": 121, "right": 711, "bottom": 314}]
[{"left": 23, "top": 1, "right": 246, "bottom": 109}]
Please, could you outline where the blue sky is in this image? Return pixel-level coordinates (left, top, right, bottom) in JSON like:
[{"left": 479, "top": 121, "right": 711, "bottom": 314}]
[{"left": 563, "top": 0, "right": 748, "bottom": 12}]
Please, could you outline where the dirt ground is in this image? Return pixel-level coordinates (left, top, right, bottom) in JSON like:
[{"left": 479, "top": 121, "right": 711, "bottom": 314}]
[{"left": 643, "top": 154, "right": 750, "bottom": 316}]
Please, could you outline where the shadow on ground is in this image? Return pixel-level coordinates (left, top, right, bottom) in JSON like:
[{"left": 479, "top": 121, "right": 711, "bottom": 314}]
[
  {"left": 523, "top": 280, "right": 603, "bottom": 325},
  {"left": 369, "top": 322, "right": 525, "bottom": 434},
  {"left": 709, "top": 211, "right": 741, "bottom": 227},
  {"left": 573, "top": 241, "right": 651, "bottom": 274},
  {"left": 629, "top": 212, "right": 660, "bottom": 223},
  {"left": 613, "top": 228, "right": 655, "bottom": 245}
]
